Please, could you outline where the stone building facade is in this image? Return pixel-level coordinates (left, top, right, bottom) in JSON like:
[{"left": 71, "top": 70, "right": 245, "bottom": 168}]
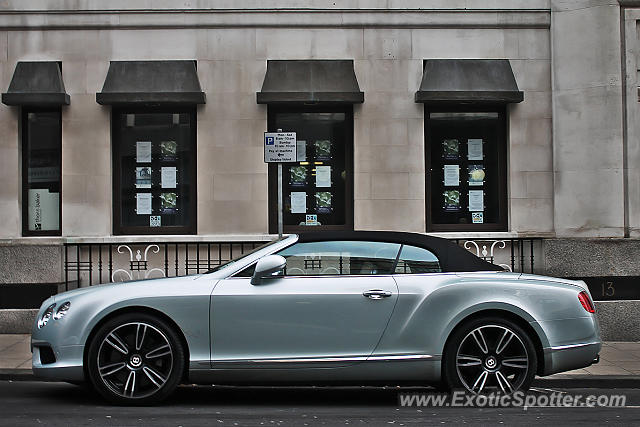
[{"left": 0, "top": 0, "right": 638, "bottom": 338}]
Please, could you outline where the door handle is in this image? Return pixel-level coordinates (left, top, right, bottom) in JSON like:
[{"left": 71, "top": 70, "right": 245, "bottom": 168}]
[{"left": 363, "top": 289, "right": 393, "bottom": 300}]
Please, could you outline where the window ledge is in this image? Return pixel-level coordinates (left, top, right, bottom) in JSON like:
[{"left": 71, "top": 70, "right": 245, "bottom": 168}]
[
  {"left": 427, "top": 231, "right": 555, "bottom": 240},
  {"left": 0, "top": 234, "right": 282, "bottom": 246}
]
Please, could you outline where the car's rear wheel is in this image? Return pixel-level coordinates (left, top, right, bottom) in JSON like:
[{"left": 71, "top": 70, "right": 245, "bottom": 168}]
[
  {"left": 443, "top": 317, "right": 537, "bottom": 395},
  {"left": 86, "top": 313, "right": 185, "bottom": 405}
]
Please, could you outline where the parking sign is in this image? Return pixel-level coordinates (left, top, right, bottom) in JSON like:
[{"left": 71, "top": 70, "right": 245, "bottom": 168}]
[{"left": 264, "top": 132, "right": 296, "bottom": 162}]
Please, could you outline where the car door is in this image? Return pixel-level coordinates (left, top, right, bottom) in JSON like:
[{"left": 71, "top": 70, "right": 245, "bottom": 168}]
[
  {"left": 210, "top": 240, "right": 401, "bottom": 368},
  {"left": 372, "top": 244, "right": 449, "bottom": 358}
]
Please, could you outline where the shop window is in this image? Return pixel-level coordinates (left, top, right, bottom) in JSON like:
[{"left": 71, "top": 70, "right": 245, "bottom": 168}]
[
  {"left": 112, "top": 108, "right": 196, "bottom": 235},
  {"left": 268, "top": 105, "right": 354, "bottom": 233},
  {"left": 22, "top": 109, "right": 62, "bottom": 236},
  {"left": 426, "top": 108, "right": 507, "bottom": 231}
]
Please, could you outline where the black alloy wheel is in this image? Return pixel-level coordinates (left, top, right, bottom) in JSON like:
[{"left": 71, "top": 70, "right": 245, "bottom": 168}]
[
  {"left": 444, "top": 317, "right": 537, "bottom": 395},
  {"left": 87, "top": 313, "right": 185, "bottom": 405}
]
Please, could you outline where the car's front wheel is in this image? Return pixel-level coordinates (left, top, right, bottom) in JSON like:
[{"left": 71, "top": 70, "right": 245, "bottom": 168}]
[
  {"left": 86, "top": 313, "right": 185, "bottom": 405},
  {"left": 443, "top": 317, "right": 537, "bottom": 395}
]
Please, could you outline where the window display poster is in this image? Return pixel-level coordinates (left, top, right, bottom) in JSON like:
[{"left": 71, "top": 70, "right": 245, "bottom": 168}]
[
  {"left": 289, "top": 165, "right": 307, "bottom": 186},
  {"left": 161, "top": 166, "right": 177, "bottom": 189},
  {"left": 315, "top": 140, "right": 332, "bottom": 160},
  {"left": 315, "top": 192, "right": 332, "bottom": 214},
  {"left": 150, "top": 216, "right": 161, "bottom": 227},
  {"left": 306, "top": 214, "right": 319, "bottom": 226},
  {"left": 290, "top": 191, "right": 307, "bottom": 214},
  {"left": 468, "top": 190, "right": 484, "bottom": 211},
  {"left": 443, "top": 190, "right": 461, "bottom": 212},
  {"left": 136, "top": 141, "right": 152, "bottom": 163},
  {"left": 160, "top": 192, "right": 178, "bottom": 214},
  {"left": 135, "top": 167, "right": 152, "bottom": 188},
  {"left": 315, "top": 166, "right": 332, "bottom": 188},
  {"left": 444, "top": 165, "right": 460, "bottom": 187},
  {"left": 442, "top": 139, "right": 460, "bottom": 160},
  {"left": 160, "top": 140, "right": 178, "bottom": 161},
  {"left": 28, "top": 189, "right": 59, "bottom": 231},
  {"left": 296, "top": 140, "right": 307, "bottom": 162},
  {"left": 472, "top": 212, "right": 484, "bottom": 224},
  {"left": 468, "top": 139, "right": 483, "bottom": 160},
  {"left": 136, "top": 193, "right": 152, "bottom": 215},
  {"left": 468, "top": 165, "right": 485, "bottom": 186}
]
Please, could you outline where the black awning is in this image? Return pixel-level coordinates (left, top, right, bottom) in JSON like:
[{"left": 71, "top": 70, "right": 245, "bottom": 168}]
[
  {"left": 257, "top": 60, "right": 364, "bottom": 104},
  {"left": 2, "top": 62, "right": 70, "bottom": 106},
  {"left": 415, "top": 59, "right": 523, "bottom": 104},
  {"left": 96, "top": 60, "right": 205, "bottom": 105}
]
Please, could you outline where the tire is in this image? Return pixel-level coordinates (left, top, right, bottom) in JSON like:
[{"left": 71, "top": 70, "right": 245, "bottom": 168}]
[
  {"left": 443, "top": 316, "right": 537, "bottom": 395},
  {"left": 86, "top": 312, "right": 185, "bottom": 405}
]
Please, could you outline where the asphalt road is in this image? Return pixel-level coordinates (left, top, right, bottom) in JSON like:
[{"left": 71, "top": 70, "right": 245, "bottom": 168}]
[{"left": 0, "top": 381, "right": 639, "bottom": 426}]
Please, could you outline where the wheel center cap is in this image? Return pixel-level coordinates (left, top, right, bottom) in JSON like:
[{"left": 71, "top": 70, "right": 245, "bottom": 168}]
[
  {"left": 130, "top": 354, "right": 143, "bottom": 368},
  {"left": 485, "top": 356, "right": 497, "bottom": 369}
]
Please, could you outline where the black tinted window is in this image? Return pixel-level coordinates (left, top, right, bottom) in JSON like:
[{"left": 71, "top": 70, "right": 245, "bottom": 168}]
[
  {"left": 276, "top": 241, "right": 401, "bottom": 276},
  {"left": 395, "top": 245, "right": 441, "bottom": 274}
]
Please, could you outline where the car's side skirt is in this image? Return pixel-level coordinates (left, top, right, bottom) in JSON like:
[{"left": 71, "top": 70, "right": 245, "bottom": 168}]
[
  {"left": 187, "top": 355, "right": 441, "bottom": 385},
  {"left": 212, "top": 354, "right": 434, "bottom": 366}
]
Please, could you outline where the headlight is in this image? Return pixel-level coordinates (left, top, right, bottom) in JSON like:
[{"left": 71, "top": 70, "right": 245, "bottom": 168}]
[
  {"left": 38, "top": 304, "right": 56, "bottom": 329},
  {"left": 53, "top": 302, "right": 71, "bottom": 320}
]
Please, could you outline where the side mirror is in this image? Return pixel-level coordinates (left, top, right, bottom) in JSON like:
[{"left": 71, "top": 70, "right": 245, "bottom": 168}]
[{"left": 251, "top": 255, "right": 286, "bottom": 285}]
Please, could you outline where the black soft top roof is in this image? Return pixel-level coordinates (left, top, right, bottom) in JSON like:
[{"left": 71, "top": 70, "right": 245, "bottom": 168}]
[{"left": 297, "top": 231, "right": 503, "bottom": 273}]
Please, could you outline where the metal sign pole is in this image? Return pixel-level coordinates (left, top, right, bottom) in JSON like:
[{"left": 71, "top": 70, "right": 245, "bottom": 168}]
[
  {"left": 277, "top": 129, "right": 284, "bottom": 238},
  {"left": 277, "top": 163, "right": 283, "bottom": 238}
]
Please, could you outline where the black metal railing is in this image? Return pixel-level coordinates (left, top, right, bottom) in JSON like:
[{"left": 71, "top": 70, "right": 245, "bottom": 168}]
[
  {"left": 452, "top": 238, "right": 542, "bottom": 274},
  {"left": 63, "top": 237, "right": 543, "bottom": 290},
  {"left": 63, "top": 241, "right": 265, "bottom": 291}
]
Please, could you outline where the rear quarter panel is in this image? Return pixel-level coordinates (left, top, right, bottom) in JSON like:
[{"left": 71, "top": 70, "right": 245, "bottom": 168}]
[{"left": 374, "top": 272, "right": 593, "bottom": 358}]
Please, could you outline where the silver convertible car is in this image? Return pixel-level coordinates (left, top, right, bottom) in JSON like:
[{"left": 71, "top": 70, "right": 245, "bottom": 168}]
[{"left": 32, "top": 231, "right": 601, "bottom": 404}]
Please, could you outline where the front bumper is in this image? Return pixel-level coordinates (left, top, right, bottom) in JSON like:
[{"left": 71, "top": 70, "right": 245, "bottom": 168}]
[{"left": 31, "top": 339, "right": 85, "bottom": 382}]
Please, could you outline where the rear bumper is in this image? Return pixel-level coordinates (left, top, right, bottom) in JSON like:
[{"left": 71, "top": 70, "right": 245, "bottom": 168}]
[
  {"left": 531, "top": 316, "right": 601, "bottom": 376},
  {"left": 542, "top": 341, "right": 601, "bottom": 376}
]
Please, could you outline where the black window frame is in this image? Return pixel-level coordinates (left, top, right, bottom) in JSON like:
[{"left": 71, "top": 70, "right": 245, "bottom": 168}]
[
  {"left": 21, "top": 107, "right": 63, "bottom": 237},
  {"left": 111, "top": 106, "right": 197, "bottom": 235},
  {"left": 425, "top": 105, "right": 508, "bottom": 232},
  {"left": 267, "top": 104, "right": 354, "bottom": 234}
]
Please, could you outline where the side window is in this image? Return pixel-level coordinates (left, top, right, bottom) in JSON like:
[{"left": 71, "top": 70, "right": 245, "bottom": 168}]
[
  {"left": 276, "top": 241, "right": 400, "bottom": 276},
  {"left": 394, "top": 245, "right": 441, "bottom": 274}
]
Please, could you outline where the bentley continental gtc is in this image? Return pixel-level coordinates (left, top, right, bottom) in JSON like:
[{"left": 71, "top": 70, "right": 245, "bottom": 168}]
[{"left": 31, "top": 231, "right": 601, "bottom": 404}]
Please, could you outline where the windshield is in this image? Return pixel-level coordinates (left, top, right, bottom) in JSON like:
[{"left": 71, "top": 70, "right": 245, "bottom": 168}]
[{"left": 205, "top": 238, "right": 286, "bottom": 273}]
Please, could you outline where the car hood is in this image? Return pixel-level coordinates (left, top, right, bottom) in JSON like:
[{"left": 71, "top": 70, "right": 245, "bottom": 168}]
[{"left": 52, "top": 274, "right": 203, "bottom": 302}]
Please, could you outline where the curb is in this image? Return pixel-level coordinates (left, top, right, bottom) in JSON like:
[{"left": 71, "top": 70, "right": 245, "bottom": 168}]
[
  {"left": 533, "top": 375, "right": 640, "bottom": 389},
  {"left": 0, "top": 369, "right": 37, "bottom": 382},
  {"left": 2, "top": 369, "right": 640, "bottom": 389}
]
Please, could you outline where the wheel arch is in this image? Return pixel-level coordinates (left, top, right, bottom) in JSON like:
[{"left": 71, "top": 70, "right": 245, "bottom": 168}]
[
  {"left": 442, "top": 308, "right": 546, "bottom": 376},
  {"left": 82, "top": 305, "right": 191, "bottom": 383}
]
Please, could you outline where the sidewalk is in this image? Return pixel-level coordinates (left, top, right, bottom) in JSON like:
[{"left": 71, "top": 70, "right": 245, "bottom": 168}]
[
  {"left": 0, "top": 334, "right": 31, "bottom": 376},
  {"left": 1, "top": 334, "right": 639, "bottom": 387}
]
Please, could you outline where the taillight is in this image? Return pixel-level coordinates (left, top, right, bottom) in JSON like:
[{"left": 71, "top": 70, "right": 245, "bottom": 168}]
[{"left": 578, "top": 291, "right": 595, "bottom": 313}]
